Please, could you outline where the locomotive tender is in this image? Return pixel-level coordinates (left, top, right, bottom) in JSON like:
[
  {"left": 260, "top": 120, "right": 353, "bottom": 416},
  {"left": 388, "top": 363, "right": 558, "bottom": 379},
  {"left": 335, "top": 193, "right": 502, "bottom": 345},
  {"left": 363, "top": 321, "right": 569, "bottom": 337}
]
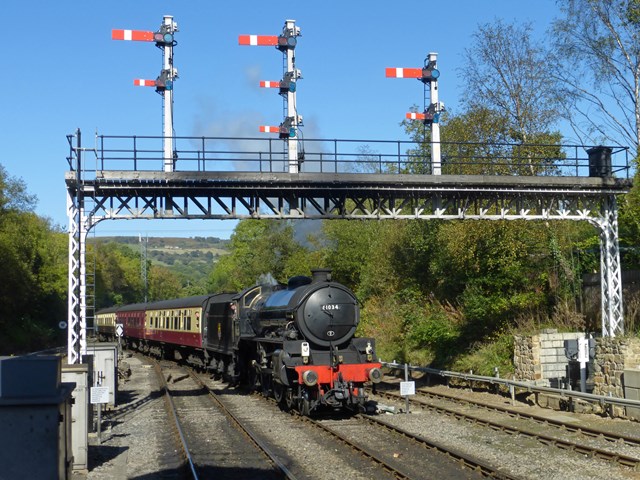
[{"left": 96, "top": 269, "right": 382, "bottom": 414}]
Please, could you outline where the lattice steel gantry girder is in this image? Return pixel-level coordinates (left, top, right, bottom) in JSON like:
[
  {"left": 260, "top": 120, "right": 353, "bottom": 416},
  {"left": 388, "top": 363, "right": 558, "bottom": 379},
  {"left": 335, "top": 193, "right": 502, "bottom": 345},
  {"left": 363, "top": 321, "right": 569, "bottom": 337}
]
[{"left": 65, "top": 170, "right": 630, "bottom": 362}]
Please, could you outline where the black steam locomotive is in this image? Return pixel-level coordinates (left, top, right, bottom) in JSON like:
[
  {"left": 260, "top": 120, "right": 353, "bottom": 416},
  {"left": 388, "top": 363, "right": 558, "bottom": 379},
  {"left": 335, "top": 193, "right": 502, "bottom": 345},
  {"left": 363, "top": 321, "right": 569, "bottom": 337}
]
[{"left": 98, "top": 269, "right": 382, "bottom": 414}]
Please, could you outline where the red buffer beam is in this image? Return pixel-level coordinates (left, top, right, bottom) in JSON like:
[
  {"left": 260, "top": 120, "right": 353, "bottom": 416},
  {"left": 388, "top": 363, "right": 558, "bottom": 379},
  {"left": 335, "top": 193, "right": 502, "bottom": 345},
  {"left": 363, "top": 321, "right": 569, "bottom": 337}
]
[
  {"left": 259, "top": 126, "right": 280, "bottom": 133},
  {"left": 112, "top": 29, "right": 155, "bottom": 42},
  {"left": 238, "top": 35, "right": 279, "bottom": 46},
  {"left": 385, "top": 67, "right": 423, "bottom": 78},
  {"left": 134, "top": 79, "right": 156, "bottom": 87}
]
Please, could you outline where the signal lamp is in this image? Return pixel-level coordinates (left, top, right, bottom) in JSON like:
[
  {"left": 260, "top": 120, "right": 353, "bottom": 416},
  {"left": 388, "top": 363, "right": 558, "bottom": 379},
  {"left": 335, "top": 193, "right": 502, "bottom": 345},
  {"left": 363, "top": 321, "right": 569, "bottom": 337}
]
[
  {"left": 422, "top": 67, "right": 440, "bottom": 80},
  {"left": 154, "top": 31, "right": 174, "bottom": 44},
  {"left": 277, "top": 35, "right": 297, "bottom": 50}
]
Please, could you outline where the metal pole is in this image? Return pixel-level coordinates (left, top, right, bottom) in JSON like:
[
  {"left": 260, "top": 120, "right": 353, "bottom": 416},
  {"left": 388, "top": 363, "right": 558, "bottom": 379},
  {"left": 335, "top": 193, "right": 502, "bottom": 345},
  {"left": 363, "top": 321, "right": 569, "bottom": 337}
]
[
  {"left": 163, "top": 15, "right": 176, "bottom": 172},
  {"left": 404, "top": 363, "right": 410, "bottom": 414},
  {"left": 428, "top": 52, "right": 441, "bottom": 175},
  {"left": 285, "top": 19, "right": 299, "bottom": 174}
]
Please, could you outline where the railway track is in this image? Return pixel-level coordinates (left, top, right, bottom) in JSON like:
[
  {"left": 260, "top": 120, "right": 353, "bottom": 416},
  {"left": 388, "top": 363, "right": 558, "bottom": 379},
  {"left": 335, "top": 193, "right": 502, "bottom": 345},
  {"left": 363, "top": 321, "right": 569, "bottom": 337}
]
[
  {"left": 374, "top": 383, "right": 640, "bottom": 471},
  {"left": 409, "top": 386, "right": 640, "bottom": 447},
  {"left": 152, "top": 359, "right": 294, "bottom": 479},
  {"left": 304, "top": 414, "right": 520, "bottom": 480},
  {"left": 249, "top": 391, "right": 518, "bottom": 479}
]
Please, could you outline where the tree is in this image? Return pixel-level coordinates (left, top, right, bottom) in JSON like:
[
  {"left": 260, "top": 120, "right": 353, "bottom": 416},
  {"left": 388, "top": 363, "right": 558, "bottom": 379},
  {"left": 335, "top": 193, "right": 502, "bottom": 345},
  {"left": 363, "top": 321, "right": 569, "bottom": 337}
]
[
  {"left": 149, "top": 265, "right": 184, "bottom": 301},
  {"left": 94, "top": 242, "right": 145, "bottom": 307},
  {"left": 552, "top": 0, "right": 640, "bottom": 152},
  {"left": 0, "top": 164, "right": 37, "bottom": 213},
  {"left": 209, "top": 220, "right": 307, "bottom": 291},
  {"left": 462, "top": 20, "right": 561, "bottom": 144}
]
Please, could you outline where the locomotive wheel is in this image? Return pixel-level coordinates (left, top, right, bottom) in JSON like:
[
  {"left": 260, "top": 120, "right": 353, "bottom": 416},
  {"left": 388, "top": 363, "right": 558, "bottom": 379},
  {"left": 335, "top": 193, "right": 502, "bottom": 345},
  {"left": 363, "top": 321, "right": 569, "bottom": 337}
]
[
  {"left": 299, "top": 397, "right": 311, "bottom": 416},
  {"left": 273, "top": 382, "right": 284, "bottom": 403},
  {"left": 285, "top": 388, "right": 295, "bottom": 410}
]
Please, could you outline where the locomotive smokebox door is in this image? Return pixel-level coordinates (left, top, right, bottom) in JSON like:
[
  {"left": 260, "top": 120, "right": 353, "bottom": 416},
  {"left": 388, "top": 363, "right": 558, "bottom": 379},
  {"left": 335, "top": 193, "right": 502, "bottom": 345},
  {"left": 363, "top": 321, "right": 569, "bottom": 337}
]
[{"left": 299, "top": 286, "right": 358, "bottom": 347}]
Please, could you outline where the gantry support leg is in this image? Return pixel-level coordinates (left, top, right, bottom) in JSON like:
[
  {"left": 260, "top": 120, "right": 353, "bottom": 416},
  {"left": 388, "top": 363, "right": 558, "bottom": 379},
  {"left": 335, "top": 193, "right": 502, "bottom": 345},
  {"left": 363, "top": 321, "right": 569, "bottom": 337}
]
[
  {"left": 599, "top": 194, "right": 624, "bottom": 337},
  {"left": 67, "top": 191, "right": 81, "bottom": 364}
]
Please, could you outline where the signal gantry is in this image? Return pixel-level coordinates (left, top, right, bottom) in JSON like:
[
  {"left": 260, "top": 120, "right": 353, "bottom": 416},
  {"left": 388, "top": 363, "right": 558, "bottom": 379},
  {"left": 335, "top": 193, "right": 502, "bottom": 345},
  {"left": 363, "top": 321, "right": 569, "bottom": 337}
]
[
  {"left": 387, "top": 52, "right": 444, "bottom": 175},
  {"left": 239, "top": 20, "right": 303, "bottom": 173},
  {"left": 112, "top": 15, "right": 179, "bottom": 173}
]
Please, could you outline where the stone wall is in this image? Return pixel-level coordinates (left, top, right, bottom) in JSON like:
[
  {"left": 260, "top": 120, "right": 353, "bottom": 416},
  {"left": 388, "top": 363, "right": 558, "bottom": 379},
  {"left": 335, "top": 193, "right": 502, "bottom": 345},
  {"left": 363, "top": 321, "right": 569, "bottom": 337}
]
[
  {"left": 513, "top": 329, "right": 583, "bottom": 386},
  {"left": 592, "top": 337, "right": 640, "bottom": 398},
  {"left": 515, "top": 332, "right": 640, "bottom": 418},
  {"left": 513, "top": 334, "right": 540, "bottom": 381}
]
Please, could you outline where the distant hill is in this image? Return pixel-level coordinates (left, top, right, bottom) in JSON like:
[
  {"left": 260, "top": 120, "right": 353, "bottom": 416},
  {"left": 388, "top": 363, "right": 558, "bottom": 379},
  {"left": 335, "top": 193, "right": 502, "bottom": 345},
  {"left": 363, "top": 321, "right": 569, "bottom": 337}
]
[{"left": 94, "top": 236, "right": 230, "bottom": 287}]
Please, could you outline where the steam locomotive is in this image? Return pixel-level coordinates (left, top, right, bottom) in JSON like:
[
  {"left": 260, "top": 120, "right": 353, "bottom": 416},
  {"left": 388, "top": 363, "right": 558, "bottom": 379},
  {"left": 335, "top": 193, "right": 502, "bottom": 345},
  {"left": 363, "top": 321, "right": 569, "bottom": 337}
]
[{"left": 96, "top": 269, "right": 382, "bottom": 414}]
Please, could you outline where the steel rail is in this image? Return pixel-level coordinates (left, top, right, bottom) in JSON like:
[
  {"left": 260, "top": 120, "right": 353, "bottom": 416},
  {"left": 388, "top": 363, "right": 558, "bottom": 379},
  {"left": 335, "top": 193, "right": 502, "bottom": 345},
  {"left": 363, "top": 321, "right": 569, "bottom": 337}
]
[
  {"left": 187, "top": 370, "right": 298, "bottom": 480},
  {"left": 382, "top": 361, "right": 640, "bottom": 412},
  {"left": 300, "top": 416, "right": 413, "bottom": 480},
  {"left": 404, "top": 385, "right": 640, "bottom": 447},
  {"left": 375, "top": 389, "right": 640, "bottom": 470},
  {"left": 359, "top": 414, "right": 521, "bottom": 480},
  {"left": 255, "top": 385, "right": 519, "bottom": 479},
  {"left": 153, "top": 361, "right": 199, "bottom": 480}
]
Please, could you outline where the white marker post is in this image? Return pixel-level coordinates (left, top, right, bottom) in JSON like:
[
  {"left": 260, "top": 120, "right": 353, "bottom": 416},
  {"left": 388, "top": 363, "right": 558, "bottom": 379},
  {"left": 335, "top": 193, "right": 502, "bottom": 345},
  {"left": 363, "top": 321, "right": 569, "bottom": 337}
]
[{"left": 400, "top": 363, "right": 415, "bottom": 414}]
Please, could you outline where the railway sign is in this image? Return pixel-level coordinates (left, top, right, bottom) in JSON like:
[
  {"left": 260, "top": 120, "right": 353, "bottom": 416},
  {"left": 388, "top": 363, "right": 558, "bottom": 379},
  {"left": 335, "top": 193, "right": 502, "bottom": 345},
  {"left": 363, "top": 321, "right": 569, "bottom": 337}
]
[
  {"left": 116, "top": 323, "right": 124, "bottom": 337},
  {"left": 400, "top": 381, "right": 415, "bottom": 396},
  {"left": 90, "top": 386, "right": 110, "bottom": 404}
]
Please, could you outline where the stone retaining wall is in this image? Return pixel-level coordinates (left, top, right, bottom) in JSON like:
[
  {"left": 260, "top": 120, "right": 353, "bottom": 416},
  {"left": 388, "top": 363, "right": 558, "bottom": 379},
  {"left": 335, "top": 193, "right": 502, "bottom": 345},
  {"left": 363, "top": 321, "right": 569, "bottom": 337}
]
[
  {"left": 592, "top": 337, "right": 640, "bottom": 399},
  {"left": 514, "top": 329, "right": 583, "bottom": 386},
  {"left": 515, "top": 332, "right": 640, "bottom": 418}
]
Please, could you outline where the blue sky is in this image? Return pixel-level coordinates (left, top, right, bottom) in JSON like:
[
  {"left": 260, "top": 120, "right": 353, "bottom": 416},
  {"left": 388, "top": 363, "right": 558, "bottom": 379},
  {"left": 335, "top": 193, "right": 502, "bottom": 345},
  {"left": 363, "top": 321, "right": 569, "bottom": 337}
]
[{"left": 1, "top": 1, "right": 558, "bottom": 238}]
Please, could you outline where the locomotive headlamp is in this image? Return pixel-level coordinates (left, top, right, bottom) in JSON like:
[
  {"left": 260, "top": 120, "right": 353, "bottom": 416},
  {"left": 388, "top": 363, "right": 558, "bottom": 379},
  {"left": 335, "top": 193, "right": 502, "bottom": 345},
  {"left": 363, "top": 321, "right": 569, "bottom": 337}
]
[
  {"left": 368, "top": 367, "right": 382, "bottom": 384},
  {"left": 302, "top": 369, "right": 318, "bottom": 386}
]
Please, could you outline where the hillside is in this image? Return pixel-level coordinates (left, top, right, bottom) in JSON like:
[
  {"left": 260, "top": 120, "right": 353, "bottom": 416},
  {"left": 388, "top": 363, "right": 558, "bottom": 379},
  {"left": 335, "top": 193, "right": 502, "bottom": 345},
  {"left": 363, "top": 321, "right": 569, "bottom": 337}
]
[{"left": 94, "top": 236, "right": 230, "bottom": 287}]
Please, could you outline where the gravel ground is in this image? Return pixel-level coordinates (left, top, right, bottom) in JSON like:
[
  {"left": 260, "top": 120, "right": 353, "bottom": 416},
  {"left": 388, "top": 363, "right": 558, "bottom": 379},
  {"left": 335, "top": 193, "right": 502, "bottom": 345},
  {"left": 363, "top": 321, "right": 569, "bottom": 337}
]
[
  {"left": 74, "top": 355, "right": 183, "bottom": 480},
  {"left": 73, "top": 357, "right": 640, "bottom": 479},
  {"left": 207, "top": 381, "right": 397, "bottom": 480},
  {"left": 372, "top": 383, "right": 640, "bottom": 480}
]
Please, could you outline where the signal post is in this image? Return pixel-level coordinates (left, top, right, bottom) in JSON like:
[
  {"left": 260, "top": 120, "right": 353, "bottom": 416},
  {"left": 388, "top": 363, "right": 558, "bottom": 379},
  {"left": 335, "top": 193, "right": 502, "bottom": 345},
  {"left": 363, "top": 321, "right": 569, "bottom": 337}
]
[
  {"left": 239, "top": 20, "right": 303, "bottom": 173},
  {"left": 112, "top": 15, "right": 179, "bottom": 172},
  {"left": 387, "top": 52, "right": 444, "bottom": 175}
]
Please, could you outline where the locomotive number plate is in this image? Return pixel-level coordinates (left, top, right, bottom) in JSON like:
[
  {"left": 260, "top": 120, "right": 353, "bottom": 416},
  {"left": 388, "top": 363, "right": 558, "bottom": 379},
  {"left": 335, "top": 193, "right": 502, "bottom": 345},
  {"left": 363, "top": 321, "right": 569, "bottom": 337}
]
[{"left": 322, "top": 304, "right": 340, "bottom": 310}]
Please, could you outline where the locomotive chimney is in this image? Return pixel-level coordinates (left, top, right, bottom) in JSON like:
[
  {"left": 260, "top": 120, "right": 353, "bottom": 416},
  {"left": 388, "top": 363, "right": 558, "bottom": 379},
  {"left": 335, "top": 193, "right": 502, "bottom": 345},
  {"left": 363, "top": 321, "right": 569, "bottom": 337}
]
[{"left": 311, "top": 268, "right": 332, "bottom": 283}]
